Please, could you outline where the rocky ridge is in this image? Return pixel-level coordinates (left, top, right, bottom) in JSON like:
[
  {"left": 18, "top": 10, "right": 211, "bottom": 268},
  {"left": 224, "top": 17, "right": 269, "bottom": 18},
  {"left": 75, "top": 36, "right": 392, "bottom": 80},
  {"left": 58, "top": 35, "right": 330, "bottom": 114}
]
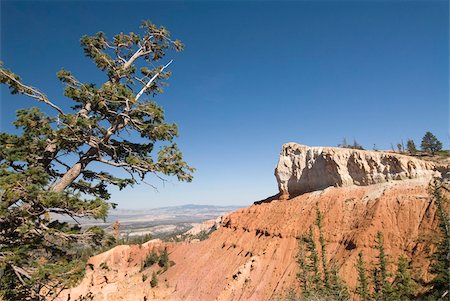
[
  {"left": 54, "top": 144, "right": 447, "bottom": 301},
  {"left": 275, "top": 143, "right": 440, "bottom": 199}
]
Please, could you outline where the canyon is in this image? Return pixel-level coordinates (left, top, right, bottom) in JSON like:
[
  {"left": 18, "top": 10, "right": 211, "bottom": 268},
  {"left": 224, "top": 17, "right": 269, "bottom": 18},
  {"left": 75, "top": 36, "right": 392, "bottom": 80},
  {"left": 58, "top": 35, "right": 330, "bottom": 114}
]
[{"left": 56, "top": 144, "right": 447, "bottom": 301}]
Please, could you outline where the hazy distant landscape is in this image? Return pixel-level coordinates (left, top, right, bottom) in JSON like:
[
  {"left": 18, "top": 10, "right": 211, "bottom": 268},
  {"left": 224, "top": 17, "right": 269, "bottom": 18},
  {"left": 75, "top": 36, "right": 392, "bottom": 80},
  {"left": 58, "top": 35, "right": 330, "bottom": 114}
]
[{"left": 57, "top": 204, "right": 242, "bottom": 237}]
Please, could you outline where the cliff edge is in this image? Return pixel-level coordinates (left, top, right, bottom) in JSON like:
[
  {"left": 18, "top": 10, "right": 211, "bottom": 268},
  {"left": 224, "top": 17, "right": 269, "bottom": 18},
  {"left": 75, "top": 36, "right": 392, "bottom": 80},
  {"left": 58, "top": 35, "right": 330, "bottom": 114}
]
[
  {"left": 54, "top": 143, "right": 447, "bottom": 301},
  {"left": 275, "top": 143, "right": 439, "bottom": 199}
]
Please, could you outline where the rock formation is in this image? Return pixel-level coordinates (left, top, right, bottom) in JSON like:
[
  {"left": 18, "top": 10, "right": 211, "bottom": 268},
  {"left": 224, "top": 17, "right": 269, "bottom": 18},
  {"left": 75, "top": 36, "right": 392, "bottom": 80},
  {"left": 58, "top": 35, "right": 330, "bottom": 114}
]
[
  {"left": 275, "top": 143, "right": 439, "bottom": 199},
  {"left": 54, "top": 143, "right": 447, "bottom": 301}
]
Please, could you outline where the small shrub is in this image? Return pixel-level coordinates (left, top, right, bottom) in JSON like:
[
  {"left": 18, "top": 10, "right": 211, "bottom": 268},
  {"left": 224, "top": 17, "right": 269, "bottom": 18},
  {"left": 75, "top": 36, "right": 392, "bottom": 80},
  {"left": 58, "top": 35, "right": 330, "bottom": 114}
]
[
  {"left": 150, "top": 272, "right": 158, "bottom": 288},
  {"left": 158, "top": 249, "right": 170, "bottom": 269},
  {"left": 143, "top": 251, "right": 159, "bottom": 268}
]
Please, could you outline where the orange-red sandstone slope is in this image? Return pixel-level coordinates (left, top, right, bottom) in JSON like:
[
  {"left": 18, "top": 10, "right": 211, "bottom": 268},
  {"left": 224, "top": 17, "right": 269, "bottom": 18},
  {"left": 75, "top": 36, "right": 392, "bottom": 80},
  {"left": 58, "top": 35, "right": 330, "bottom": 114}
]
[{"left": 57, "top": 178, "right": 443, "bottom": 301}]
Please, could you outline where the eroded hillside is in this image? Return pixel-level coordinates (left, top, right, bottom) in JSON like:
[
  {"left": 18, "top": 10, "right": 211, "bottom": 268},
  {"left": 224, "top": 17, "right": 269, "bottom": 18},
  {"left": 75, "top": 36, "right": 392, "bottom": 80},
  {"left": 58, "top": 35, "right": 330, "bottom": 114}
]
[{"left": 55, "top": 144, "right": 447, "bottom": 301}]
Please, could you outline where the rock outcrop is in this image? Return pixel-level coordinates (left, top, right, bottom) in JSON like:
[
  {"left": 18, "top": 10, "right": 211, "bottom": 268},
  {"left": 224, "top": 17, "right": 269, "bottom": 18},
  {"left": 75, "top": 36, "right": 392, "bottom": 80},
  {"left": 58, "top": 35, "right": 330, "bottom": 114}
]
[
  {"left": 55, "top": 178, "right": 445, "bottom": 301},
  {"left": 53, "top": 143, "right": 447, "bottom": 301},
  {"left": 275, "top": 143, "right": 438, "bottom": 199}
]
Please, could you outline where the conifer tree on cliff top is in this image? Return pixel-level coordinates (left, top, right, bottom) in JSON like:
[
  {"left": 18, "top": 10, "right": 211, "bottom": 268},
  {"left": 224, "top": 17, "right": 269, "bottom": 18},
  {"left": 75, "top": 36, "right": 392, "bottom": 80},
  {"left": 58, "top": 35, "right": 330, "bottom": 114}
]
[
  {"left": 0, "top": 21, "right": 193, "bottom": 300},
  {"left": 421, "top": 131, "right": 443, "bottom": 155}
]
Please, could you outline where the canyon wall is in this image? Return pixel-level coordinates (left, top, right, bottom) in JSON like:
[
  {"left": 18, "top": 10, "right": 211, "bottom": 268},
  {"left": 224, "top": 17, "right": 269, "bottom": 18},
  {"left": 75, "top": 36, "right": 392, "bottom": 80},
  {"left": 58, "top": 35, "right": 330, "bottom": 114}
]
[
  {"left": 56, "top": 178, "right": 444, "bottom": 301},
  {"left": 54, "top": 143, "right": 447, "bottom": 301}
]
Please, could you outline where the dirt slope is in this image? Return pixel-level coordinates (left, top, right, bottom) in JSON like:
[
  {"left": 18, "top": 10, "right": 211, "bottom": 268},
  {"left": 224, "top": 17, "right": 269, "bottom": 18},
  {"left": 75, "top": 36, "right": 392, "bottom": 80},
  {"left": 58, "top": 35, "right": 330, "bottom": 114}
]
[{"left": 56, "top": 177, "right": 442, "bottom": 301}]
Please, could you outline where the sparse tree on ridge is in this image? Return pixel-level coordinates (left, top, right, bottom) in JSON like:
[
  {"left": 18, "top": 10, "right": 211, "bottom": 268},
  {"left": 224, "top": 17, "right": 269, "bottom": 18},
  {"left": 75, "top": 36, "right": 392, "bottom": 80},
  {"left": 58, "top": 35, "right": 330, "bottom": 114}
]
[
  {"left": 406, "top": 139, "right": 417, "bottom": 155},
  {"left": 0, "top": 21, "right": 193, "bottom": 300},
  {"left": 421, "top": 131, "right": 443, "bottom": 155}
]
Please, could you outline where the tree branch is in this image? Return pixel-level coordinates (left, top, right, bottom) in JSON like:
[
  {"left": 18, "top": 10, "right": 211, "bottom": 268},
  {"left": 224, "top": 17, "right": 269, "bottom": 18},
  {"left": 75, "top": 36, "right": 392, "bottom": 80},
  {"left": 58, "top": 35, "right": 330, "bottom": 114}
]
[
  {"left": 135, "top": 60, "right": 173, "bottom": 100},
  {"left": 0, "top": 69, "right": 65, "bottom": 115},
  {"left": 123, "top": 47, "right": 143, "bottom": 70}
]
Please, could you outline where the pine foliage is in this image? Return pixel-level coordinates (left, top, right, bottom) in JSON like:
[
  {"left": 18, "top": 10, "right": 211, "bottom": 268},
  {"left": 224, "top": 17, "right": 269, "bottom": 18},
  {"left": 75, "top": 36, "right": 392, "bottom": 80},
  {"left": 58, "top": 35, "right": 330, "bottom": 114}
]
[
  {"left": 356, "top": 252, "right": 370, "bottom": 301},
  {"left": 372, "top": 232, "right": 394, "bottom": 301},
  {"left": 295, "top": 208, "right": 349, "bottom": 300},
  {"left": 392, "top": 255, "right": 416, "bottom": 300},
  {"left": 426, "top": 179, "right": 450, "bottom": 300},
  {"left": 421, "top": 132, "right": 443, "bottom": 155},
  {"left": 0, "top": 21, "right": 192, "bottom": 300}
]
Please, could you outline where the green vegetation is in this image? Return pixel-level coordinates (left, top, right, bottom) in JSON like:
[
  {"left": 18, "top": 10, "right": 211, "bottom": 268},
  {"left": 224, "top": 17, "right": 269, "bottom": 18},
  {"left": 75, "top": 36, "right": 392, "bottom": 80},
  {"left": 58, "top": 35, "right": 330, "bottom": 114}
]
[
  {"left": 338, "top": 138, "right": 365, "bottom": 150},
  {"left": 99, "top": 262, "right": 109, "bottom": 271},
  {"left": 436, "top": 150, "right": 450, "bottom": 157},
  {"left": 392, "top": 255, "right": 416, "bottom": 300},
  {"left": 141, "top": 248, "right": 171, "bottom": 273},
  {"left": 295, "top": 208, "right": 350, "bottom": 300},
  {"left": 0, "top": 21, "right": 192, "bottom": 300},
  {"left": 294, "top": 185, "right": 449, "bottom": 301},
  {"left": 406, "top": 139, "right": 417, "bottom": 155},
  {"left": 143, "top": 251, "right": 160, "bottom": 269},
  {"left": 158, "top": 249, "right": 170, "bottom": 270},
  {"left": 373, "top": 231, "right": 393, "bottom": 300},
  {"left": 356, "top": 252, "right": 369, "bottom": 301},
  {"left": 150, "top": 272, "right": 158, "bottom": 288},
  {"left": 421, "top": 131, "right": 443, "bottom": 155},
  {"left": 422, "top": 179, "right": 450, "bottom": 300},
  {"left": 117, "top": 233, "right": 154, "bottom": 246},
  {"left": 316, "top": 208, "right": 330, "bottom": 290}
]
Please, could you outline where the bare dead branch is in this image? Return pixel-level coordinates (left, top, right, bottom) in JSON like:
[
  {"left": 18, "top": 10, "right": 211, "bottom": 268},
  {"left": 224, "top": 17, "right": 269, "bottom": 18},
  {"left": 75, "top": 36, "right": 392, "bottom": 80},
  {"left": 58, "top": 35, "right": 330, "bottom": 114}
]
[{"left": 135, "top": 60, "right": 173, "bottom": 100}]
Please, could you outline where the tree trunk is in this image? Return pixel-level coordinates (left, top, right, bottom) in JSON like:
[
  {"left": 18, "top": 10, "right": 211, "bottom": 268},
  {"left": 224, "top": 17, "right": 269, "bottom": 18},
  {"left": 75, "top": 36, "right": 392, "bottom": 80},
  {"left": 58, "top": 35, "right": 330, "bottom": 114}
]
[
  {"left": 50, "top": 148, "right": 97, "bottom": 192},
  {"left": 50, "top": 114, "right": 128, "bottom": 193},
  {"left": 50, "top": 162, "right": 83, "bottom": 192}
]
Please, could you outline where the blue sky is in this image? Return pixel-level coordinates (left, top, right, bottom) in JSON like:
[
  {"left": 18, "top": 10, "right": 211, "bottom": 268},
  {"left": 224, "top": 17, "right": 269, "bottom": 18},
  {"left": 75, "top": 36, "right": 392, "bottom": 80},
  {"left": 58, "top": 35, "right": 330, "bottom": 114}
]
[{"left": 1, "top": 0, "right": 448, "bottom": 209}]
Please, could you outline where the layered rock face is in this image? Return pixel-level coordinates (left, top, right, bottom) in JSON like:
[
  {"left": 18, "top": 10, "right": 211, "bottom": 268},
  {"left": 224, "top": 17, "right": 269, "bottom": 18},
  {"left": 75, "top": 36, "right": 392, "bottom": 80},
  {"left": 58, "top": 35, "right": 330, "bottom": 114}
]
[
  {"left": 275, "top": 143, "right": 438, "bottom": 199},
  {"left": 55, "top": 178, "right": 444, "bottom": 301},
  {"left": 54, "top": 144, "right": 446, "bottom": 301}
]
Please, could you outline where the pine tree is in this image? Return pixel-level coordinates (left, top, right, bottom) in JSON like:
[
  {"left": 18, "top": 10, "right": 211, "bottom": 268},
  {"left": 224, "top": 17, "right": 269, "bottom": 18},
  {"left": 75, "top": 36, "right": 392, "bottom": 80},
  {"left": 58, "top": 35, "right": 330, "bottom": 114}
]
[
  {"left": 372, "top": 267, "right": 382, "bottom": 300},
  {"left": 307, "top": 226, "right": 322, "bottom": 292},
  {"left": 427, "top": 180, "right": 450, "bottom": 299},
  {"left": 373, "top": 232, "right": 393, "bottom": 301},
  {"left": 0, "top": 21, "right": 193, "bottom": 300},
  {"left": 158, "top": 249, "right": 170, "bottom": 270},
  {"left": 406, "top": 139, "right": 417, "bottom": 155},
  {"left": 329, "top": 260, "right": 350, "bottom": 300},
  {"left": 339, "top": 138, "right": 349, "bottom": 148},
  {"left": 421, "top": 131, "right": 443, "bottom": 155},
  {"left": 392, "top": 255, "right": 416, "bottom": 300},
  {"left": 296, "top": 236, "right": 311, "bottom": 294},
  {"left": 356, "top": 252, "right": 370, "bottom": 301},
  {"left": 150, "top": 272, "right": 158, "bottom": 288},
  {"left": 316, "top": 208, "right": 330, "bottom": 290},
  {"left": 295, "top": 209, "right": 350, "bottom": 300}
]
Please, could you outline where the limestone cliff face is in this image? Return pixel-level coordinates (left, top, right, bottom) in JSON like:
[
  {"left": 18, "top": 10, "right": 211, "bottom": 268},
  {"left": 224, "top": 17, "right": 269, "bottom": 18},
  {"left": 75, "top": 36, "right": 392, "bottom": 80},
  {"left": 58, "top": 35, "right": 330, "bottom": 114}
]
[{"left": 275, "top": 143, "right": 438, "bottom": 199}]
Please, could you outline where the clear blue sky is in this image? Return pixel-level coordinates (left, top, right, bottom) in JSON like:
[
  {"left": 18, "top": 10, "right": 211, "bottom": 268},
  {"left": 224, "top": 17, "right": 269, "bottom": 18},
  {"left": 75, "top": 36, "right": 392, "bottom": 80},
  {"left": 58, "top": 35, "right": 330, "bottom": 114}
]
[{"left": 1, "top": 0, "right": 448, "bottom": 209}]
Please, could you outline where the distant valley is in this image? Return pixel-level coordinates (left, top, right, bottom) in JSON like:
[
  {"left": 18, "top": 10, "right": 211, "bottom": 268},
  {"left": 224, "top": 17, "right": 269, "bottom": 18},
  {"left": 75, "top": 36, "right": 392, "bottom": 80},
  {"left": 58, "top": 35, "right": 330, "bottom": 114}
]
[{"left": 55, "top": 204, "right": 243, "bottom": 238}]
